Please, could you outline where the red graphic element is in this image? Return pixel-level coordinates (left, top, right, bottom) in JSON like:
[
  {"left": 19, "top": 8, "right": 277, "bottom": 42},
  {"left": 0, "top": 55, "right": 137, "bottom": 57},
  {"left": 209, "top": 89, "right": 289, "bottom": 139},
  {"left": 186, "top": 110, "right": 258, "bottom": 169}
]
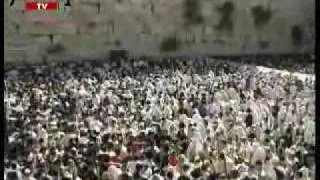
[
  {"left": 169, "top": 154, "right": 179, "bottom": 167},
  {"left": 25, "top": 2, "right": 59, "bottom": 11}
]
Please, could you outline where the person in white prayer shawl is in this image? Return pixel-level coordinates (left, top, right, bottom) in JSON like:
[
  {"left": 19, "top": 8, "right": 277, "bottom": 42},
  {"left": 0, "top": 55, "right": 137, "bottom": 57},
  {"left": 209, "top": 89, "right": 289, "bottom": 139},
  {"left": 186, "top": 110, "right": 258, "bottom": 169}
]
[
  {"left": 190, "top": 110, "right": 206, "bottom": 139},
  {"left": 304, "top": 118, "right": 315, "bottom": 146},
  {"left": 4, "top": 57, "right": 315, "bottom": 180},
  {"left": 229, "top": 117, "right": 247, "bottom": 140},
  {"left": 250, "top": 142, "right": 267, "bottom": 166},
  {"left": 186, "top": 131, "right": 204, "bottom": 162},
  {"left": 214, "top": 153, "right": 235, "bottom": 176},
  {"left": 263, "top": 155, "right": 277, "bottom": 180}
]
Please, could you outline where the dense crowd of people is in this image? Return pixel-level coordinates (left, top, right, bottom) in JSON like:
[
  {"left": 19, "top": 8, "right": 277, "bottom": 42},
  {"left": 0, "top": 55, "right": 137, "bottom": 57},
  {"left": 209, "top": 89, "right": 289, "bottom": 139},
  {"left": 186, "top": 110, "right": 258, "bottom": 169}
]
[{"left": 4, "top": 57, "right": 315, "bottom": 180}]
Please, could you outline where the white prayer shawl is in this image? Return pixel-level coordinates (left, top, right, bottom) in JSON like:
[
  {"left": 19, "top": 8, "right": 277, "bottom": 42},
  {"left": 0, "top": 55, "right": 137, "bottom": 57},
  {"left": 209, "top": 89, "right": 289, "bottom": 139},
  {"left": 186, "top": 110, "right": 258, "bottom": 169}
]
[
  {"left": 11, "top": 104, "right": 25, "bottom": 113},
  {"left": 141, "top": 167, "right": 153, "bottom": 179},
  {"left": 215, "top": 120, "right": 227, "bottom": 138},
  {"left": 126, "top": 161, "right": 137, "bottom": 175},
  {"left": 198, "top": 122, "right": 207, "bottom": 140},
  {"left": 5, "top": 93, "right": 17, "bottom": 105},
  {"left": 251, "top": 144, "right": 266, "bottom": 165},
  {"left": 259, "top": 84, "right": 268, "bottom": 97},
  {"left": 230, "top": 125, "right": 247, "bottom": 139},
  {"left": 299, "top": 166, "right": 312, "bottom": 180},
  {"left": 149, "top": 174, "right": 164, "bottom": 180},
  {"left": 250, "top": 76, "right": 256, "bottom": 90},
  {"left": 214, "top": 91, "right": 225, "bottom": 104},
  {"left": 278, "top": 105, "right": 287, "bottom": 121},
  {"left": 269, "top": 86, "right": 278, "bottom": 100},
  {"left": 304, "top": 119, "right": 315, "bottom": 145},
  {"left": 78, "top": 86, "right": 88, "bottom": 97},
  {"left": 107, "top": 166, "right": 122, "bottom": 180},
  {"left": 170, "top": 169, "right": 181, "bottom": 180},
  {"left": 285, "top": 111, "right": 296, "bottom": 125},
  {"left": 274, "top": 85, "right": 285, "bottom": 98},
  {"left": 191, "top": 113, "right": 205, "bottom": 134},
  {"left": 163, "top": 105, "right": 173, "bottom": 118},
  {"left": 259, "top": 104, "right": 274, "bottom": 131},
  {"left": 129, "top": 100, "right": 136, "bottom": 113},
  {"left": 118, "top": 106, "right": 126, "bottom": 115},
  {"left": 214, "top": 156, "right": 234, "bottom": 175},
  {"left": 307, "top": 102, "right": 315, "bottom": 115},
  {"left": 169, "top": 124, "right": 179, "bottom": 139},
  {"left": 240, "top": 78, "right": 246, "bottom": 90},
  {"left": 179, "top": 115, "right": 191, "bottom": 133},
  {"left": 93, "top": 94, "right": 101, "bottom": 107},
  {"left": 151, "top": 104, "right": 161, "bottom": 119},
  {"left": 182, "top": 99, "right": 190, "bottom": 111},
  {"left": 172, "top": 99, "right": 180, "bottom": 115},
  {"left": 296, "top": 100, "right": 305, "bottom": 114},
  {"left": 289, "top": 85, "right": 297, "bottom": 95},
  {"left": 263, "top": 161, "right": 277, "bottom": 180},
  {"left": 168, "top": 84, "right": 176, "bottom": 95},
  {"left": 87, "top": 117, "right": 103, "bottom": 132},
  {"left": 186, "top": 137, "right": 203, "bottom": 160},
  {"left": 163, "top": 119, "right": 174, "bottom": 133},
  {"left": 144, "top": 107, "right": 153, "bottom": 121},
  {"left": 38, "top": 128, "right": 48, "bottom": 145},
  {"left": 259, "top": 103, "right": 269, "bottom": 119},
  {"left": 249, "top": 102, "right": 260, "bottom": 125},
  {"left": 238, "top": 142, "right": 252, "bottom": 162},
  {"left": 267, "top": 111, "right": 275, "bottom": 130},
  {"left": 228, "top": 88, "right": 239, "bottom": 102}
]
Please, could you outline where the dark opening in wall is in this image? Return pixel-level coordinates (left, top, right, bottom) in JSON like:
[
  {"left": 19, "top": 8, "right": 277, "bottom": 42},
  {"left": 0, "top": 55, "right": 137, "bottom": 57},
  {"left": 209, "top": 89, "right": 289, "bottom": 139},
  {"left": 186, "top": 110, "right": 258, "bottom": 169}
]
[
  {"left": 114, "top": 39, "right": 122, "bottom": 47},
  {"left": 291, "top": 25, "right": 303, "bottom": 47},
  {"left": 258, "top": 40, "right": 270, "bottom": 49},
  {"left": 251, "top": 5, "right": 272, "bottom": 28},
  {"left": 160, "top": 36, "right": 181, "bottom": 52},
  {"left": 110, "top": 50, "right": 129, "bottom": 60},
  {"left": 46, "top": 43, "right": 66, "bottom": 54},
  {"left": 183, "top": 0, "right": 203, "bottom": 25},
  {"left": 215, "top": 1, "right": 235, "bottom": 33}
]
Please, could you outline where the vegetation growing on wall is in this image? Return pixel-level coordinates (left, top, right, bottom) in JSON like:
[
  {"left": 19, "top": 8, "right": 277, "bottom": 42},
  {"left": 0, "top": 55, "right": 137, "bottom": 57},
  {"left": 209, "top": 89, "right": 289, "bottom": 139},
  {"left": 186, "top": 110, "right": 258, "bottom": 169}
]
[
  {"left": 76, "top": 27, "right": 81, "bottom": 35},
  {"left": 160, "top": 36, "right": 181, "bottom": 52},
  {"left": 258, "top": 40, "right": 269, "bottom": 49},
  {"left": 183, "top": 0, "right": 203, "bottom": 25},
  {"left": 251, "top": 5, "right": 272, "bottom": 28},
  {"left": 114, "top": 39, "right": 122, "bottom": 47},
  {"left": 291, "top": 25, "right": 303, "bottom": 47},
  {"left": 46, "top": 43, "right": 66, "bottom": 54},
  {"left": 87, "top": 21, "right": 97, "bottom": 29},
  {"left": 215, "top": 1, "right": 235, "bottom": 32}
]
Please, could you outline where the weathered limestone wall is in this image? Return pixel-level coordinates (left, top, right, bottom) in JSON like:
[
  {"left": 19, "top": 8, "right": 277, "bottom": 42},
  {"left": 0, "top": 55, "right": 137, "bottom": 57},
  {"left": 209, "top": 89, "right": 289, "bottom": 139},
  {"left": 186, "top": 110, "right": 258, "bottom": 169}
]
[{"left": 4, "top": 0, "right": 315, "bottom": 65}]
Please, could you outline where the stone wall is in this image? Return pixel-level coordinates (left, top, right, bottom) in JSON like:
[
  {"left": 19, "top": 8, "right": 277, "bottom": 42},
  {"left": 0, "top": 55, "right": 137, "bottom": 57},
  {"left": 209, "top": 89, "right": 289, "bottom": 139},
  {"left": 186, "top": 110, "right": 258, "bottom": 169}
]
[{"left": 4, "top": 0, "right": 315, "bottom": 65}]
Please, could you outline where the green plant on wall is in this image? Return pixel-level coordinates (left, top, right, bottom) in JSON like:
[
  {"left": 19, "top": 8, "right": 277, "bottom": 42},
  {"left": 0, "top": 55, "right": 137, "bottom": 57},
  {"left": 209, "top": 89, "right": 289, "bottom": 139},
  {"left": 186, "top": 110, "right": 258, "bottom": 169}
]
[
  {"left": 46, "top": 43, "right": 66, "bottom": 54},
  {"left": 291, "top": 25, "right": 303, "bottom": 47},
  {"left": 183, "top": 0, "right": 203, "bottom": 25},
  {"left": 87, "top": 21, "right": 97, "bottom": 29},
  {"left": 114, "top": 39, "right": 122, "bottom": 47},
  {"left": 160, "top": 36, "right": 181, "bottom": 52},
  {"left": 258, "top": 40, "right": 269, "bottom": 49},
  {"left": 251, "top": 5, "right": 272, "bottom": 28},
  {"left": 215, "top": 1, "right": 235, "bottom": 33}
]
